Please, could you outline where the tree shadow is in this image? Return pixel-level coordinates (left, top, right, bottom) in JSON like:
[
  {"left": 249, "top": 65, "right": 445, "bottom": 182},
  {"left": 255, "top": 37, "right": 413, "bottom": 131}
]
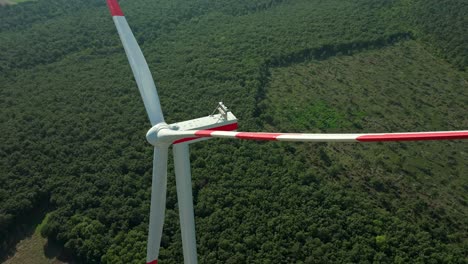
[
  {"left": 0, "top": 202, "right": 79, "bottom": 264},
  {"left": 44, "top": 238, "right": 77, "bottom": 263},
  {"left": 0, "top": 204, "right": 49, "bottom": 262}
]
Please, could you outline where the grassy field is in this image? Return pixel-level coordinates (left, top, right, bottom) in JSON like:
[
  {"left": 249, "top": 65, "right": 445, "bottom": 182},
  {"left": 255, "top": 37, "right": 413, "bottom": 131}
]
[
  {"left": 3, "top": 214, "right": 66, "bottom": 264},
  {"left": 264, "top": 40, "right": 467, "bottom": 132},
  {"left": 0, "top": 0, "right": 14, "bottom": 6},
  {"left": 263, "top": 39, "right": 468, "bottom": 223},
  {"left": 0, "top": 0, "right": 35, "bottom": 5}
]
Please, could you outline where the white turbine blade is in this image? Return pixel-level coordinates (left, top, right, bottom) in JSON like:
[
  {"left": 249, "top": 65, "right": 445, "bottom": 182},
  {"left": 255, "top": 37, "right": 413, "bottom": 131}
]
[
  {"left": 158, "top": 129, "right": 468, "bottom": 143},
  {"left": 147, "top": 145, "right": 169, "bottom": 264},
  {"left": 173, "top": 144, "right": 198, "bottom": 264},
  {"left": 106, "top": 0, "right": 164, "bottom": 126}
]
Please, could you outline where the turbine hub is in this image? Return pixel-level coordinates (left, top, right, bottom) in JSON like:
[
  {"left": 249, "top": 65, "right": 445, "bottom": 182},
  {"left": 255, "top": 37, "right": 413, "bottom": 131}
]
[{"left": 146, "top": 122, "right": 175, "bottom": 146}]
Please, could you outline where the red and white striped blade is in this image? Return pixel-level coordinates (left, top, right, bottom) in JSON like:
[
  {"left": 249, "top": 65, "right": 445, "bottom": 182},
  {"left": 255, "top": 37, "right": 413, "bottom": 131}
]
[
  {"left": 106, "top": 3, "right": 166, "bottom": 264},
  {"left": 106, "top": 0, "right": 165, "bottom": 126},
  {"left": 159, "top": 129, "right": 468, "bottom": 144}
]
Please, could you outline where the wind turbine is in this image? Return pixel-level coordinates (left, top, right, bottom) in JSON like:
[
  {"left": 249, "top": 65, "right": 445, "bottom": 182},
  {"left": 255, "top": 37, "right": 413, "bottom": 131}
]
[{"left": 105, "top": 1, "right": 468, "bottom": 263}]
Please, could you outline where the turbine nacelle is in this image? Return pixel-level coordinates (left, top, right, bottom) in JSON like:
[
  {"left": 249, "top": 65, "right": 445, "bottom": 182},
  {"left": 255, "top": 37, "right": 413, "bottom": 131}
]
[{"left": 146, "top": 102, "right": 238, "bottom": 146}]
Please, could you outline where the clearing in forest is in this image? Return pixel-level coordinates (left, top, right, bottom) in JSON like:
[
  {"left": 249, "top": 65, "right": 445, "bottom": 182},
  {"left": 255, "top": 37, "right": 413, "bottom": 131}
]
[
  {"left": 3, "top": 214, "right": 67, "bottom": 264},
  {"left": 0, "top": 0, "right": 35, "bottom": 5},
  {"left": 263, "top": 39, "right": 468, "bottom": 223}
]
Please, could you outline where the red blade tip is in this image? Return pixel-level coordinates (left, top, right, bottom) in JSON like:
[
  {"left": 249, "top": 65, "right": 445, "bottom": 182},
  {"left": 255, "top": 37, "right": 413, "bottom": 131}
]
[
  {"left": 106, "top": 0, "right": 124, "bottom": 16},
  {"left": 357, "top": 131, "right": 468, "bottom": 142}
]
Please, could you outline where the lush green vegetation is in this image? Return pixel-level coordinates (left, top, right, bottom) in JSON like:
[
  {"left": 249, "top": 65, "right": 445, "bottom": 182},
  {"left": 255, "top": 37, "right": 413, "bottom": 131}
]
[
  {"left": 260, "top": 41, "right": 467, "bottom": 262},
  {"left": 386, "top": 0, "right": 468, "bottom": 71},
  {"left": 0, "top": 0, "right": 466, "bottom": 263}
]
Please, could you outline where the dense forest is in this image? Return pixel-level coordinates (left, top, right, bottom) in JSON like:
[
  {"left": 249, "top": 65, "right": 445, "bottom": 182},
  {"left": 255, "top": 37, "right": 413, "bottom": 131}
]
[{"left": 0, "top": 0, "right": 467, "bottom": 263}]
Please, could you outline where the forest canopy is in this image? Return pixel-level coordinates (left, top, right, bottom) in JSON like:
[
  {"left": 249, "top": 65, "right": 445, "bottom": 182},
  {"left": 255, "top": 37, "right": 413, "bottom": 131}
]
[{"left": 0, "top": 0, "right": 467, "bottom": 263}]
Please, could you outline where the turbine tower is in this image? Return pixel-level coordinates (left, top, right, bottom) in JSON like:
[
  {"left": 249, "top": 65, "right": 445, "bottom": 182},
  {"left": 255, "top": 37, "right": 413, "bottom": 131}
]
[{"left": 105, "top": 1, "right": 468, "bottom": 263}]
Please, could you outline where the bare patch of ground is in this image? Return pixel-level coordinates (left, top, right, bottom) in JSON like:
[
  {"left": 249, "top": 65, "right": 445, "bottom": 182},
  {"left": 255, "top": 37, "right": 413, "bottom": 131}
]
[
  {"left": 0, "top": 0, "right": 36, "bottom": 5},
  {"left": 2, "top": 215, "right": 70, "bottom": 264},
  {"left": 0, "top": 0, "right": 15, "bottom": 6}
]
